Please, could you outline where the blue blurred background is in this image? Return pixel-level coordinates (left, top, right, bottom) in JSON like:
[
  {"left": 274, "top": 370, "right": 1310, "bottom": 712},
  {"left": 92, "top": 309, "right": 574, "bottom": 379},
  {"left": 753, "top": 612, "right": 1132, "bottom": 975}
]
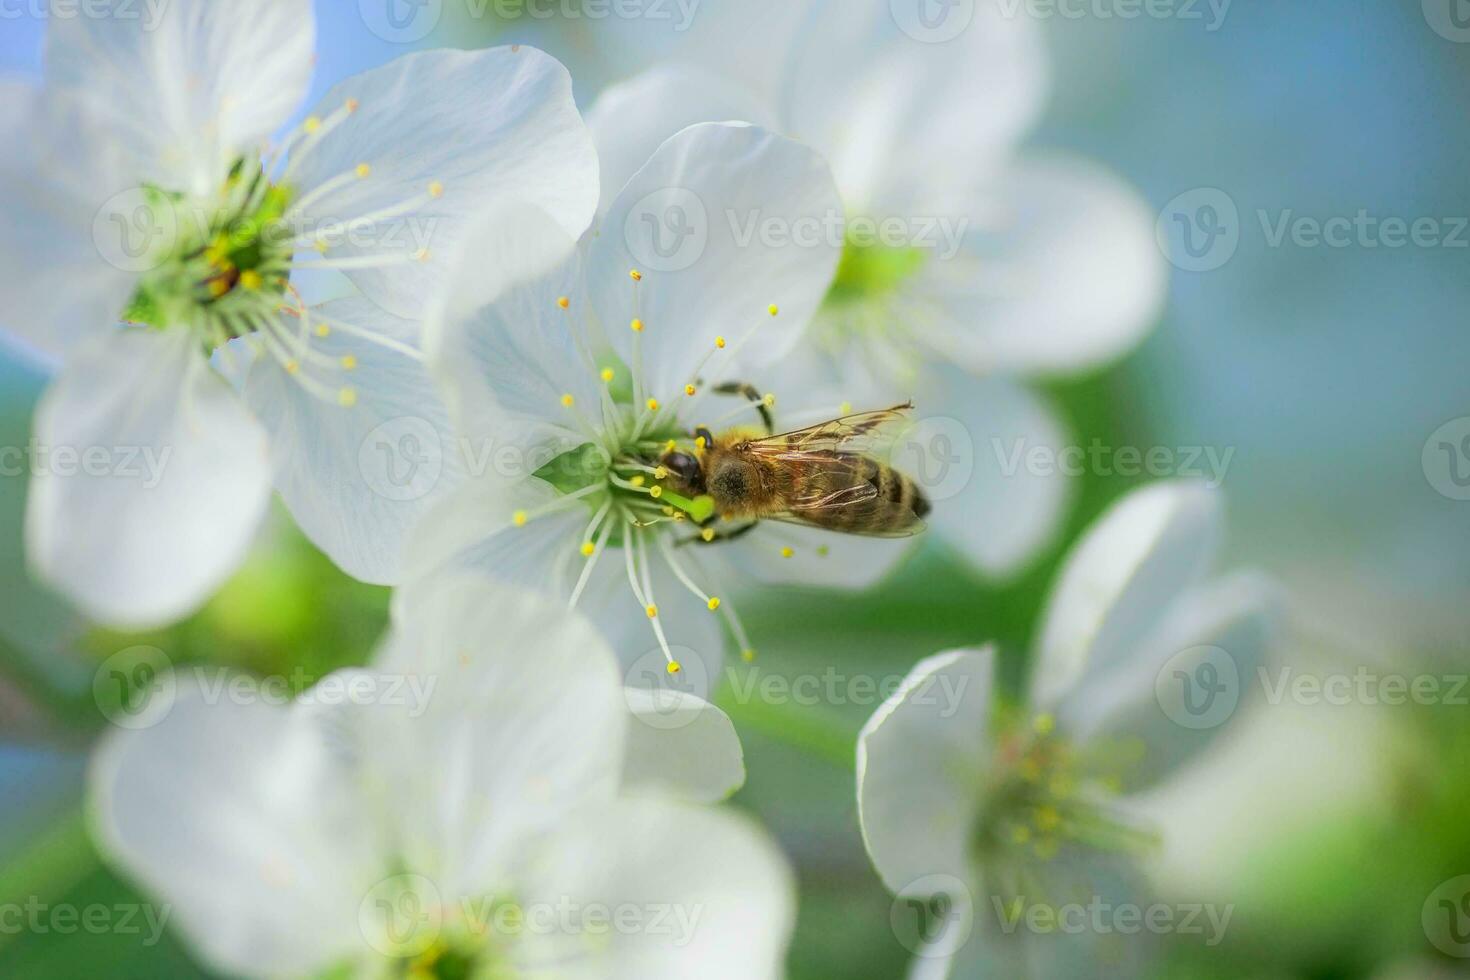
[{"left": 2, "top": 2, "right": 1468, "bottom": 977}]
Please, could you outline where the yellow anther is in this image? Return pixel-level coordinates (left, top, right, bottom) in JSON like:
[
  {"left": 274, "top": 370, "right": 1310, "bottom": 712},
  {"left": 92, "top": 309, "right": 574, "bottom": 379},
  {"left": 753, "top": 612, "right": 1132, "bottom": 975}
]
[
  {"left": 284, "top": 359, "right": 301, "bottom": 375},
  {"left": 315, "top": 324, "right": 332, "bottom": 338},
  {"left": 513, "top": 510, "right": 528, "bottom": 527},
  {"left": 762, "top": 393, "right": 776, "bottom": 407},
  {"left": 645, "top": 397, "right": 660, "bottom": 411},
  {"left": 345, "top": 98, "right": 360, "bottom": 113},
  {"left": 338, "top": 387, "right": 358, "bottom": 407},
  {"left": 630, "top": 475, "right": 645, "bottom": 487},
  {"left": 340, "top": 354, "right": 358, "bottom": 370},
  {"left": 560, "top": 393, "right": 575, "bottom": 407},
  {"left": 768, "top": 304, "right": 779, "bottom": 316},
  {"left": 645, "top": 604, "right": 658, "bottom": 619},
  {"left": 631, "top": 318, "right": 644, "bottom": 333},
  {"left": 661, "top": 506, "right": 676, "bottom": 517},
  {"left": 600, "top": 367, "right": 615, "bottom": 383},
  {"left": 239, "top": 270, "right": 263, "bottom": 291},
  {"left": 580, "top": 541, "right": 596, "bottom": 557},
  {"left": 701, "top": 528, "right": 716, "bottom": 543},
  {"left": 208, "top": 278, "right": 230, "bottom": 299},
  {"left": 684, "top": 384, "right": 697, "bottom": 396},
  {"left": 649, "top": 486, "right": 663, "bottom": 499},
  {"left": 355, "top": 163, "right": 371, "bottom": 179},
  {"left": 304, "top": 116, "right": 322, "bottom": 134},
  {"left": 629, "top": 269, "right": 643, "bottom": 281},
  {"left": 741, "top": 648, "right": 756, "bottom": 663},
  {"left": 707, "top": 597, "right": 721, "bottom": 611},
  {"left": 714, "top": 336, "right": 726, "bottom": 349},
  {"left": 695, "top": 436, "right": 707, "bottom": 450},
  {"left": 414, "top": 248, "right": 431, "bottom": 263},
  {"left": 428, "top": 181, "right": 444, "bottom": 198},
  {"left": 666, "top": 660, "right": 681, "bottom": 674},
  {"left": 673, "top": 512, "right": 686, "bottom": 522},
  {"left": 780, "top": 546, "right": 794, "bottom": 559},
  {"left": 665, "top": 439, "right": 678, "bottom": 452},
  {"left": 556, "top": 296, "right": 570, "bottom": 309},
  {"left": 1033, "top": 713, "right": 1056, "bottom": 736},
  {"left": 654, "top": 466, "right": 669, "bottom": 479}
]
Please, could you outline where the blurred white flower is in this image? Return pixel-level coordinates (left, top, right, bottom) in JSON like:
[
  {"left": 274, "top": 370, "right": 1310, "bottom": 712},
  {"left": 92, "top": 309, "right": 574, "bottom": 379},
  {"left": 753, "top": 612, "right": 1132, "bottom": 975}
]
[
  {"left": 0, "top": 0, "right": 598, "bottom": 627},
  {"left": 855, "top": 482, "right": 1275, "bottom": 977},
  {"left": 582, "top": 0, "right": 1168, "bottom": 576},
  {"left": 90, "top": 576, "right": 784, "bottom": 979},
  {"left": 411, "top": 122, "right": 920, "bottom": 682}
]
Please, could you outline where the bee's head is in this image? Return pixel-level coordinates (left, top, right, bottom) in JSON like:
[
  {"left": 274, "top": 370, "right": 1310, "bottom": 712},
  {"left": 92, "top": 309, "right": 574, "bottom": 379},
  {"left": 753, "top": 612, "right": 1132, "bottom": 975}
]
[{"left": 659, "top": 450, "right": 705, "bottom": 495}]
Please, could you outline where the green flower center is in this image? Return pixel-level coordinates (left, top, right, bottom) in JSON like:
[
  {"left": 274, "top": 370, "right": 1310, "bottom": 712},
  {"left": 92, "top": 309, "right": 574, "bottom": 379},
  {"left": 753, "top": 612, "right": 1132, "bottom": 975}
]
[
  {"left": 972, "top": 714, "right": 1157, "bottom": 866},
  {"left": 826, "top": 233, "right": 928, "bottom": 310},
  {"left": 121, "top": 159, "right": 297, "bottom": 345}
]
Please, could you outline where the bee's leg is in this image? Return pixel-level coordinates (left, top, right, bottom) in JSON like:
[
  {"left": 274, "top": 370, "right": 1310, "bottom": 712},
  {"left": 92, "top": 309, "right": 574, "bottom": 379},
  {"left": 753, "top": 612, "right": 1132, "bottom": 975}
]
[
  {"left": 710, "top": 380, "right": 774, "bottom": 435},
  {"left": 678, "top": 520, "right": 760, "bottom": 546}
]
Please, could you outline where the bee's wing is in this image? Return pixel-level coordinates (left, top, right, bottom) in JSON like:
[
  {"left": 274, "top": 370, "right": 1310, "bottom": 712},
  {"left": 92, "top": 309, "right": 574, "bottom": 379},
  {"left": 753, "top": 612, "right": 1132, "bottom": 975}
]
[{"left": 745, "top": 403, "right": 914, "bottom": 458}]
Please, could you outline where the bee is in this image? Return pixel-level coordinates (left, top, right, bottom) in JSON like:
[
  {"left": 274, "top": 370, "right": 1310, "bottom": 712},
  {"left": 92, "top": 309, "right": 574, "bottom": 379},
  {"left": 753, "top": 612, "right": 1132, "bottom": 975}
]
[{"left": 659, "top": 401, "right": 930, "bottom": 541}]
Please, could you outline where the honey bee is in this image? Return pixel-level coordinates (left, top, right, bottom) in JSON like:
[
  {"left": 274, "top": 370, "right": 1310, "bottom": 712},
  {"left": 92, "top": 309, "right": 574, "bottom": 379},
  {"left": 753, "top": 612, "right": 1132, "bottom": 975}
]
[{"left": 660, "top": 402, "right": 930, "bottom": 541}]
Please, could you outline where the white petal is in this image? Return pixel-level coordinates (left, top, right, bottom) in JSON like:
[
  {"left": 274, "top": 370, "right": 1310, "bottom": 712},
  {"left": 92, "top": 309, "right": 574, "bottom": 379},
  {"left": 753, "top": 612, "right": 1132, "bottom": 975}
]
[
  {"left": 88, "top": 678, "right": 377, "bottom": 977},
  {"left": 581, "top": 547, "right": 727, "bottom": 685},
  {"left": 588, "top": 65, "right": 777, "bottom": 215},
  {"left": 857, "top": 648, "right": 995, "bottom": 896},
  {"left": 1031, "top": 482, "right": 1222, "bottom": 712},
  {"left": 920, "top": 367, "right": 1072, "bottom": 577},
  {"left": 26, "top": 328, "right": 271, "bottom": 628},
  {"left": 621, "top": 688, "right": 744, "bottom": 803},
  {"left": 424, "top": 202, "right": 600, "bottom": 459},
  {"left": 591, "top": 122, "right": 843, "bottom": 400},
  {"left": 401, "top": 475, "right": 585, "bottom": 596},
  {"left": 516, "top": 797, "right": 795, "bottom": 980},
  {"left": 0, "top": 84, "right": 138, "bottom": 358},
  {"left": 582, "top": 2, "right": 816, "bottom": 112},
  {"left": 783, "top": 0, "right": 1046, "bottom": 210},
  {"left": 916, "top": 157, "right": 1167, "bottom": 377},
  {"left": 718, "top": 520, "right": 915, "bottom": 591},
  {"left": 46, "top": 0, "right": 314, "bottom": 196},
  {"left": 1062, "top": 571, "right": 1278, "bottom": 790},
  {"left": 371, "top": 577, "right": 626, "bottom": 896},
  {"left": 291, "top": 46, "right": 598, "bottom": 319},
  {"left": 241, "top": 297, "right": 461, "bottom": 585}
]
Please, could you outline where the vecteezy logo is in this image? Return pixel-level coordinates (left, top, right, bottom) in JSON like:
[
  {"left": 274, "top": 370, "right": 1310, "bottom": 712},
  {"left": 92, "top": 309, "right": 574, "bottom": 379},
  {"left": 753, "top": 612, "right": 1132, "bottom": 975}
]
[
  {"left": 1424, "top": 0, "right": 1470, "bottom": 42},
  {"left": 93, "top": 646, "right": 176, "bottom": 729},
  {"left": 624, "top": 187, "right": 708, "bottom": 273},
  {"left": 891, "top": 0, "right": 975, "bottom": 42},
  {"left": 93, "top": 187, "right": 177, "bottom": 274},
  {"left": 623, "top": 645, "right": 711, "bottom": 731},
  {"left": 360, "top": 873, "right": 442, "bottom": 957},
  {"left": 890, "top": 874, "right": 973, "bottom": 957},
  {"left": 893, "top": 415, "right": 973, "bottom": 502},
  {"left": 358, "top": 416, "right": 444, "bottom": 502},
  {"left": 1155, "top": 645, "right": 1241, "bottom": 729},
  {"left": 1422, "top": 417, "right": 1470, "bottom": 501},
  {"left": 1423, "top": 875, "right": 1470, "bottom": 957},
  {"left": 1155, "top": 188, "right": 1241, "bottom": 272},
  {"left": 359, "top": 0, "right": 442, "bottom": 43}
]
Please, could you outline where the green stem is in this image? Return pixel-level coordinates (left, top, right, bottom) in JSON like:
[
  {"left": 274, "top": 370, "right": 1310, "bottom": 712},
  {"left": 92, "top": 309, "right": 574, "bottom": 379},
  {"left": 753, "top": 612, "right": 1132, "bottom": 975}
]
[{"left": 0, "top": 806, "right": 97, "bottom": 949}]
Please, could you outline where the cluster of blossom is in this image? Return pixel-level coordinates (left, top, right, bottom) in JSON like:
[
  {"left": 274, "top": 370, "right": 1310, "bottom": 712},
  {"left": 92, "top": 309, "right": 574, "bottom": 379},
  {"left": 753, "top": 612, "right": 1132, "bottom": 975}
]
[{"left": 0, "top": 1, "right": 1272, "bottom": 976}]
